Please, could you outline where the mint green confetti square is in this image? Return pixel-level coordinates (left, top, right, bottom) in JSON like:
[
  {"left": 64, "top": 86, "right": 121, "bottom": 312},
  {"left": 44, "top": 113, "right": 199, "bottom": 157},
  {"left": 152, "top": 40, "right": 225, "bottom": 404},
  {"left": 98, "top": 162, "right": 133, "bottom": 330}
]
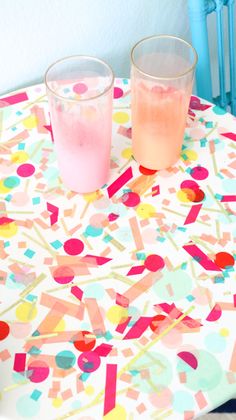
[
  {"left": 4, "top": 241, "right": 10, "bottom": 248},
  {"left": 50, "top": 240, "right": 63, "bottom": 249},
  {"left": 32, "top": 197, "right": 40, "bottom": 205},
  {"left": 24, "top": 249, "right": 35, "bottom": 259},
  {"left": 18, "top": 143, "right": 25, "bottom": 150},
  {"left": 103, "top": 235, "right": 112, "bottom": 243}
]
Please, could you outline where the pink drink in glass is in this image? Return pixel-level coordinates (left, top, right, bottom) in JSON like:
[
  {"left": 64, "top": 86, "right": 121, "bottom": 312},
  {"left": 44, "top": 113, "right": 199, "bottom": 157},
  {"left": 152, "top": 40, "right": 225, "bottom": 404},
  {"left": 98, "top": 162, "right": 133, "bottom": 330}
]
[
  {"left": 49, "top": 97, "right": 112, "bottom": 193},
  {"left": 45, "top": 56, "right": 114, "bottom": 193}
]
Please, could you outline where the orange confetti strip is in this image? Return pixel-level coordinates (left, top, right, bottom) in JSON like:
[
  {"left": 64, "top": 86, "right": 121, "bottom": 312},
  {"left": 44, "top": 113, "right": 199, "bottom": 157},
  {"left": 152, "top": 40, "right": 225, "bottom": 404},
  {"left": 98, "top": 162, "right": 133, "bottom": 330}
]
[
  {"left": 85, "top": 297, "right": 106, "bottom": 335},
  {"left": 40, "top": 292, "right": 85, "bottom": 319},
  {"left": 123, "top": 272, "right": 157, "bottom": 303},
  {"left": 129, "top": 216, "right": 144, "bottom": 250}
]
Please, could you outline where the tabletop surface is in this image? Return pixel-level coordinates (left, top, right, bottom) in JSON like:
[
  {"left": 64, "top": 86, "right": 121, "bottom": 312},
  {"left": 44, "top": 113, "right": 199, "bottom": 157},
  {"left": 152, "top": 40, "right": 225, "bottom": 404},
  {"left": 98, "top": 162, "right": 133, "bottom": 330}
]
[{"left": 0, "top": 78, "right": 236, "bottom": 420}]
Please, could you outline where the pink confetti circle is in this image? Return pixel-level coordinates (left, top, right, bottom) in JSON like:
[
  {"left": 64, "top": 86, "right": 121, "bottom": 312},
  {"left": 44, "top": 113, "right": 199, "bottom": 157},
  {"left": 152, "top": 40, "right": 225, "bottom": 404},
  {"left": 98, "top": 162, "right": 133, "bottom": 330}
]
[
  {"left": 190, "top": 166, "right": 209, "bottom": 180},
  {"left": 11, "top": 192, "right": 29, "bottom": 207},
  {"left": 113, "top": 87, "right": 123, "bottom": 99},
  {"left": 28, "top": 360, "right": 50, "bottom": 383},
  {"left": 149, "top": 387, "right": 173, "bottom": 408},
  {"left": 144, "top": 254, "right": 165, "bottom": 272},
  {"left": 73, "top": 83, "right": 88, "bottom": 94},
  {"left": 180, "top": 180, "right": 199, "bottom": 191},
  {"left": 10, "top": 322, "right": 32, "bottom": 339},
  {"left": 78, "top": 351, "right": 101, "bottom": 372},
  {"left": 161, "top": 328, "right": 183, "bottom": 348},
  {"left": 63, "top": 238, "right": 84, "bottom": 256},
  {"left": 53, "top": 265, "right": 74, "bottom": 284},
  {"left": 17, "top": 163, "right": 35, "bottom": 178},
  {"left": 121, "top": 192, "right": 140, "bottom": 207},
  {"left": 89, "top": 213, "right": 107, "bottom": 228}
]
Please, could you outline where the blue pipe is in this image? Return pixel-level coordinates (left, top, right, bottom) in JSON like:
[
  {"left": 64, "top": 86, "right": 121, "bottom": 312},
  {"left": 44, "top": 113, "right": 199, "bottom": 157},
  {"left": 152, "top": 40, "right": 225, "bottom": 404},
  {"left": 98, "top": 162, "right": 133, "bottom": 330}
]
[
  {"left": 227, "top": 0, "right": 236, "bottom": 115},
  {"left": 188, "top": 0, "right": 213, "bottom": 101},
  {"left": 215, "top": 0, "right": 227, "bottom": 108}
]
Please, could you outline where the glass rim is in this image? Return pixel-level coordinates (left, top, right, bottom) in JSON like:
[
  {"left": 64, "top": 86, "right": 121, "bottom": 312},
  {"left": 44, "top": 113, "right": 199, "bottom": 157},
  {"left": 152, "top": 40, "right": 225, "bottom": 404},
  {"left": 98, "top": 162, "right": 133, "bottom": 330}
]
[
  {"left": 131, "top": 34, "right": 198, "bottom": 80},
  {"left": 44, "top": 54, "right": 115, "bottom": 102}
]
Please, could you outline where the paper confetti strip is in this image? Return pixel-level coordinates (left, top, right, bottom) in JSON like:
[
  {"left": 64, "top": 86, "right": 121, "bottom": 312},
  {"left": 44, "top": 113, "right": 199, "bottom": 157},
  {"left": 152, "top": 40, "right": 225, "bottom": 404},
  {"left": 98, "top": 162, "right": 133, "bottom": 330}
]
[
  {"left": 220, "top": 195, "right": 236, "bottom": 202},
  {"left": 0, "top": 91, "right": 28, "bottom": 107},
  {"left": 128, "top": 216, "right": 144, "bottom": 250},
  {"left": 221, "top": 132, "right": 236, "bottom": 141},
  {"left": 123, "top": 317, "right": 151, "bottom": 340},
  {"left": 103, "top": 364, "right": 117, "bottom": 416},
  {"left": 122, "top": 272, "right": 157, "bottom": 304},
  {"left": 183, "top": 242, "right": 221, "bottom": 271},
  {"left": 13, "top": 353, "right": 26, "bottom": 372},
  {"left": 107, "top": 167, "right": 133, "bottom": 198},
  {"left": 85, "top": 298, "right": 106, "bottom": 335},
  {"left": 184, "top": 204, "right": 202, "bottom": 225},
  {"left": 40, "top": 293, "right": 85, "bottom": 319}
]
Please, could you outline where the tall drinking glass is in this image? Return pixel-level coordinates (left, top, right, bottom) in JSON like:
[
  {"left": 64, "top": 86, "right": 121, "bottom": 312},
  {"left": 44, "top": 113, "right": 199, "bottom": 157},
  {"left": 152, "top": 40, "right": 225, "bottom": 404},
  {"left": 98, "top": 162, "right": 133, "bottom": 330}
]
[
  {"left": 131, "top": 35, "right": 198, "bottom": 170},
  {"left": 45, "top": 56, "right": 114, "bottom": 193}
]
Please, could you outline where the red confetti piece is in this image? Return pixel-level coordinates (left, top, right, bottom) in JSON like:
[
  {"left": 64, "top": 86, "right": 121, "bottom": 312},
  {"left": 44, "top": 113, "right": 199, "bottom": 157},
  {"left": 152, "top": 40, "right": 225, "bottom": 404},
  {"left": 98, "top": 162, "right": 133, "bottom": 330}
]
[
  {"left": 115, "top": 316, "right": 131, "bottom": 334},
  {"left": 115, "top": 293, "right": 129, "bottom": 308},
  {"left": 150, "top": 314, "right": 169, "bottom": 333},
  {"left": 107, "top": 167, "right": 133, "bottom": 198},
  {"left": 71, "top": 285, "right": 83, "bottom": 301},
  {"left": 183, "top": 242, "right": 222, "bottom": 271},
  {"left": 0, "top": 91, "right": 28, "bottom": 107},
  {"left": 64, "top": 238, "right": 84, "bottom": 255},
  {"left": 13, "top": 353, "right": 26, "bottom": 372},
  {"left": 206, "top": 304, "right": 222, "bottom": 321},
  {"left": 177, "top": 351, "right": 198, "bottom": 369},
  {"left": 214, "top": 252, "right": 235, "bottom": 269},
  {"left": 0, "top": 320, "right": 10, "bottom": 340},
  {"left": 151, "top": 185, "right": 160, "bottom": 196},
  {"left": 94, "top": 343, "right": 113, "bottom": 357},
  {"left": 123, "top": 316, "right": 152, "bottom": 339},
  {"left": 184, "top": 204, "right": 202, "bottom": 225},
  {"left": 0, "top": 217, "right": 15, "bottom": 225},
  {"left": 81, "top": 255, "right": 112, "bottom": 266},
  {"left": 221, "top": 132, "right": 236, "bottom": 142},
  {"left": 103, "top": 364, "right": 117, "bottom": 416},
  {"left": 73, "top": 331, "right": 96, "bottom": 352},
  {"left": 221, "top": 195, "right": 236, "bottom": 202},
  {"left": 144, "top": 254, "right": 165, "bottom": 272},
  {"left": 47, "top": 202, "right": 59, "bottom": 225},
  {"left": 139, "top": 166, "right": 157, "bottom": 175},
  {"left": 127, "top": 265, "right": 145, "bottom": 276}
]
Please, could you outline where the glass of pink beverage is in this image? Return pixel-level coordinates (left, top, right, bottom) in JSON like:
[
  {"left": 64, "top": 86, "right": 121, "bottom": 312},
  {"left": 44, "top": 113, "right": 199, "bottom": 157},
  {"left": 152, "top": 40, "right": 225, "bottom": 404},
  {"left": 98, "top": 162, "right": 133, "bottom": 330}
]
[
  {"left": 45, "top": 56, "right": 114, "bottom": 193},
  {"left": 131, "top": 35, "right": 198, "bottom": 170}
]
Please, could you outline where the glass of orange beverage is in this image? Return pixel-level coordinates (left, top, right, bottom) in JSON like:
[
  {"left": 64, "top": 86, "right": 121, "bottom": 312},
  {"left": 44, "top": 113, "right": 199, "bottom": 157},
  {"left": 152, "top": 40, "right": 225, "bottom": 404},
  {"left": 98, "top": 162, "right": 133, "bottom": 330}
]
[{"left": 131, "top": 35, "right": 198, "bottom": 170}]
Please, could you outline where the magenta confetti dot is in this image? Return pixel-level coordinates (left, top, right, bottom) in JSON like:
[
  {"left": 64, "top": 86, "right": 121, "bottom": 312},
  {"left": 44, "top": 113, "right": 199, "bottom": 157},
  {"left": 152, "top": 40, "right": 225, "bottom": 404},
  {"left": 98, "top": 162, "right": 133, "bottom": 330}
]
[
  {"left": 144, "top": 254, "right": 165, "bottom": 272},
  {"left": 53, "top": 265, "right": 74, "bottom": 284},
  {"left": 63, "top": 238, "right": 84, "bottom": 255},
  {"left": 180, "top": 180, "right": 199, "bottom": 191},
  {"left": 28, "top": 360, "right": 49, "bottom": 383},
  {"left": 73, "top": 83, "right": 88, "bottom": 94},
  {"left": 190, "top": 166, "right": 209, "bottom": 180},
  {"left": 17, "top": 163, "right": 35, "bottom": 177},
  {"left": 113, "top": 87, "right": 123, "bottom": 99},
  {"left": 121, "top": 192, "right": 140, "bottom": 207},
  {"left": 77, "top": 351, "right": 101, "bottom": 372}
]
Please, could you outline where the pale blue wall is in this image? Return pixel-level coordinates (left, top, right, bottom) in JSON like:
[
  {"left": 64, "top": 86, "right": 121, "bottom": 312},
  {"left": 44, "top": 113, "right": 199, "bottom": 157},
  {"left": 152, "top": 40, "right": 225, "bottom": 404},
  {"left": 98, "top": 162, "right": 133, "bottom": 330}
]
[
  {"left": 0, "top": 0, "right": 232, "bottom": 95},
  {"left": 0, "top": 0, "right": 190, "bottom": 94}
]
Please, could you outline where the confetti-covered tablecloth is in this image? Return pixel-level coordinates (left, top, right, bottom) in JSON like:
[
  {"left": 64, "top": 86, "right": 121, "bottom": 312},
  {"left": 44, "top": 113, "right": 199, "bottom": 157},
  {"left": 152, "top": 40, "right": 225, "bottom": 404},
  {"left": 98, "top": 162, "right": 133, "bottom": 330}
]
[{"left": 0, "top": 78, "right": 236, "bottom": 420}]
